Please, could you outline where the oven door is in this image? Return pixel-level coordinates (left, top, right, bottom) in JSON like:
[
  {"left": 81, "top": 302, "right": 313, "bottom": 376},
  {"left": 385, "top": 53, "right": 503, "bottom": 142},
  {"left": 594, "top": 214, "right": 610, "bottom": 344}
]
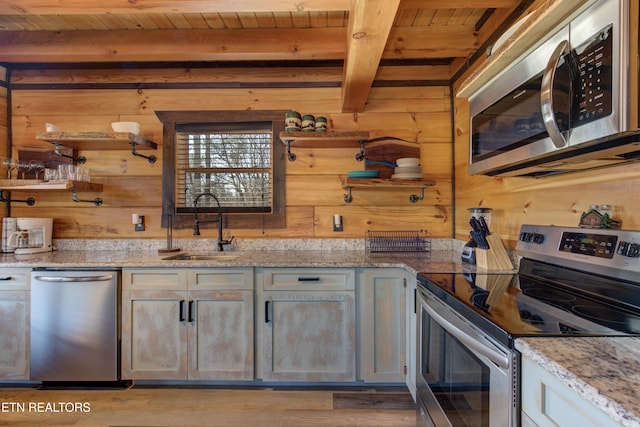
[{"left": 416, "top": 287, "right": 517, "bottom": 427}]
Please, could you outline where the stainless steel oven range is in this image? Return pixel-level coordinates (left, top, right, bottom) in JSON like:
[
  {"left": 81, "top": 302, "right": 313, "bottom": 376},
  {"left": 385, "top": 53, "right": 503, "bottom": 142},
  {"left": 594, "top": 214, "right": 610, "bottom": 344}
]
[{"left": 416, "top": 225, "right": 640, "bottom": 427}]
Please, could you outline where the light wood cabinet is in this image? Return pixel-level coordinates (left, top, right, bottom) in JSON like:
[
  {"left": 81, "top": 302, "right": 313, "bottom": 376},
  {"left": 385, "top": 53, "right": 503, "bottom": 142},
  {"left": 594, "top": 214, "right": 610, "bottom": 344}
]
[
  {"left": 122, "top": 268, "right": 254, "bottom": 381},
  {"left": 0, "top": 268, "right": 31, "bottom": 380},
  {"left": 259, "top": 268, "right": 356, "bottom": 382},
  {"left": 122, "top": 288, "right": 187, "bottom": 379},
  {"left": 521, "top": 353, "right": 621, "bottom": 427},
  {"left": 405, "top": 272, "right": 417, "bottom": 399},
  {"left": 357, "top": 268, "right": 406, "bottom": 383}
]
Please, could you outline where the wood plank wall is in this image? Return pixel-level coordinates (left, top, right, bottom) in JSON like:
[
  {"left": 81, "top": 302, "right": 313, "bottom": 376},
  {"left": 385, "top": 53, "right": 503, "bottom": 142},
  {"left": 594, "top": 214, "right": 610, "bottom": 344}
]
[{"left": 7, "top": 66, "right": 453, "bottom": 240}]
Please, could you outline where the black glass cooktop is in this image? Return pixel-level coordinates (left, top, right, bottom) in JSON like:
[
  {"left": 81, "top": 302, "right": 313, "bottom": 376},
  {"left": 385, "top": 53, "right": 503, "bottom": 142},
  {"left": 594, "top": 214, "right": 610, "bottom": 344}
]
[{"left": 417, "top": 260, "right": 640, "bottom": 347}]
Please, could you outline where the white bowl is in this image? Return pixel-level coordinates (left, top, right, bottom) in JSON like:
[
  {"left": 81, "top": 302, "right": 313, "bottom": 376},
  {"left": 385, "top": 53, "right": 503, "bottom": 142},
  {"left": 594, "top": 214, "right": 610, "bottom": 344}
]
[
  {"left": 45, "top": 122, "right": 60, "bottom": 132},
  {"left": 111, "top": 121, "right": 140, "bottom": 135},
  {"left": 396, "top": 157, "right": 420, "bottom": 167}
]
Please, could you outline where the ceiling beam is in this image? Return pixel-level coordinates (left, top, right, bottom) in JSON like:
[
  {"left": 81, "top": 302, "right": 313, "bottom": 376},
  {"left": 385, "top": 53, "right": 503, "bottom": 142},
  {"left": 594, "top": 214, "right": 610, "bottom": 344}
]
[
  {"left": 341, "top": 0, "right": 401, "bottom": 113},
  {"left": 0, "top": 28, "right": 347, "bottom": 62},
  {"left": 400, "top": 0, "right": 520, "bottom": 8},
  {"left": 383, "top": 26, "right": 477, "bottom": 59},
  {"left": 0, "top": 1, "right": 350, "bottom": 14}
]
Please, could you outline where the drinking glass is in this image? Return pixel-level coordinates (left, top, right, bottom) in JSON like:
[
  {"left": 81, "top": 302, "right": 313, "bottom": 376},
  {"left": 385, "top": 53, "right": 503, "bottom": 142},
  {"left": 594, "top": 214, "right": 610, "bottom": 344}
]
[
  {"left": 1, "top": 158, "right": 15, "bottom": 179},
  {"left": 30, "top": 160, "right": 45, "bottom": 180},
  {"left": 16, "top": 160, "right": 30, "bottom": 179}
]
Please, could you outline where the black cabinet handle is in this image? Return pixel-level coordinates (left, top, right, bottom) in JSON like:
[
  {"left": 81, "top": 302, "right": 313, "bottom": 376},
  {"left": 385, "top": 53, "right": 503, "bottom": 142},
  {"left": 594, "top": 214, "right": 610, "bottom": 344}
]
[
  {"left": 298, "top": 277, "right": 320, "bottom": 282},
  {"left": 0, "top": 276, "right": 12, "bottom": 281},
  {"left": 179, "top": 300, "right": 186, "bottom": 322},
  {"left": 414, "top": 288, "right": 417, "bottom": 314},
  {"left": 265, "top": 300, "right": 270, "bottom": 323},
  {"left": 188, "top": 300, "right": 195, "bottom": 323}
]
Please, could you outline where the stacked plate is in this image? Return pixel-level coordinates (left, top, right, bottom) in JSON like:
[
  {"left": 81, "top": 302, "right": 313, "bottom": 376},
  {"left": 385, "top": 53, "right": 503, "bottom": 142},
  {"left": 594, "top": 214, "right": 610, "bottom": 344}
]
[
  {"left": 392, "top": 158, "right": 423, "bottom": 180},
  {"left": 347, "top": 170, "right": 380, "bottom": 179}
]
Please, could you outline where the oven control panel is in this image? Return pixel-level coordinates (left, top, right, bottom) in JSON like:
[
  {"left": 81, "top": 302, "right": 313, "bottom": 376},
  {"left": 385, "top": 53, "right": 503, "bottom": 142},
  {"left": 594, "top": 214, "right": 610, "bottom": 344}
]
[
  {"left": 558, "top": 231, "right": 618, "bottom": 259},
  {"left": 516, "top": 225, "right": 640, "bottom": 283}
]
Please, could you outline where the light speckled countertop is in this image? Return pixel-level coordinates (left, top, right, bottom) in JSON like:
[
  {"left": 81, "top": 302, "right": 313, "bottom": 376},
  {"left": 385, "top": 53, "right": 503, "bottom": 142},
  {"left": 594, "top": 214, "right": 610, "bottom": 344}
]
[
  {"left": 0, "top": 247, "right": 473, "bottom": 274},
  {"left": 516, "top": 337, "right": 640, "bottom": 426},
  {"left": 0, "top": 238, "right": 475, "bottom": 273}
]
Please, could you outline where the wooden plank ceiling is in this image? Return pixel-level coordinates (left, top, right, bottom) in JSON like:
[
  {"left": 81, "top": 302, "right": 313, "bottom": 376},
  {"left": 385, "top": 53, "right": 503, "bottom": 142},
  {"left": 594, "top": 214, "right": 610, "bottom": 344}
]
[{"left": 0, "top": 0, "right": 531, "bottom": 112}]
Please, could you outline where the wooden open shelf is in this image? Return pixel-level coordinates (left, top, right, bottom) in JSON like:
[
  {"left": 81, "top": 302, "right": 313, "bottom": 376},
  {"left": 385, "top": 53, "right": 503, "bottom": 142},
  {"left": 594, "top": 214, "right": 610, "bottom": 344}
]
[
  {"left": 279, "top": 131, "right": 370, "bottom": 147},
  {"left": 0, "top": 179, "right": 103, "bottom": 192},
  {"left": 279, "top": 131, "right": 370, "bottom": 161},
  {"left": 36, "top": 131, "right": 157, "bottom": 151},
  {"left": 340, "top": 175, "right": 435, "bottom": 203}
]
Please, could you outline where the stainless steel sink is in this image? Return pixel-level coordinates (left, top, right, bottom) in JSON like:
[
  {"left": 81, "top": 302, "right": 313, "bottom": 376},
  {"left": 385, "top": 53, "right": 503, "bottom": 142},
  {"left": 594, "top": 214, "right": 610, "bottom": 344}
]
[{"left": 162, "top": 253, "right": 241, "bottom": 261}]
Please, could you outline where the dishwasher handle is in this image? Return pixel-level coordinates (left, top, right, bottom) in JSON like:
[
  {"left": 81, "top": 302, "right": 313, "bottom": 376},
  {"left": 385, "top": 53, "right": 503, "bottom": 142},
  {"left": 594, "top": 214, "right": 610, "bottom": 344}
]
[{"left": 33, "top": 275, "right": 114, "bottom": 283}]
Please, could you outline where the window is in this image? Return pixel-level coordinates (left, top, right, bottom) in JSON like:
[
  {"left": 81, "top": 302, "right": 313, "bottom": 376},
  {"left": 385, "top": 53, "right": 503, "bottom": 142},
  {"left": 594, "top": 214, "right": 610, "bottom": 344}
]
[{"left": 156, "top": 110, "right": 286, "bottom": 229}]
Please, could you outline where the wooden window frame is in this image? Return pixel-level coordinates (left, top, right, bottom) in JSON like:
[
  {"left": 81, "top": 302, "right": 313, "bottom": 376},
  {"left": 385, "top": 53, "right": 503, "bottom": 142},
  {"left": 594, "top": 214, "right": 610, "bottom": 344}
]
[{"left": 156, "top": 110, "right": 286, "bottom": 230}]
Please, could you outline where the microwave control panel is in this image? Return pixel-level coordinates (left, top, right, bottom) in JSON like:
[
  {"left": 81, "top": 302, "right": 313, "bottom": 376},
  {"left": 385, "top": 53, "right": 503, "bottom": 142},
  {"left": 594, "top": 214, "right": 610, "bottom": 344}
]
[{"left": 573, "top": 24, "right": 613, "bottom": 126}]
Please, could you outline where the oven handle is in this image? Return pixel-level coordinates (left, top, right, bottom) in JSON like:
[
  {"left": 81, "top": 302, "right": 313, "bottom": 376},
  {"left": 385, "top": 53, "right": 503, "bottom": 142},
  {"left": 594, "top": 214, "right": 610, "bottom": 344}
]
[
  {"left": 419, "top": 291, "right": 510, "bottom": 370},
  {"left": 540, "top": 39, "right": 569, "bottom": 149}
]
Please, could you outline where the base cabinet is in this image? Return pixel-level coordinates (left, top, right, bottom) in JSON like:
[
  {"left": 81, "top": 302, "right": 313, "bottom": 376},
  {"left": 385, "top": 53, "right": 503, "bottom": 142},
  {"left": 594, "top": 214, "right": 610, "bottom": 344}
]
[
  {"left": 0, "top": 268, "right": 31, "bottom": 380},
  {"left": 521, "top": 353, "right": 621, "bottom": 427},
  {"left": 357, "top": 268, "right": 406, "bottom": 383},
  {"left": 122, "top": 268, "right": 254, "bottom": 381},
  {"left": 405, "top": 272, "right": 417, "bottom": 399},
  {"left": 259, "top": 268, "right": 356, "bottom": 382}
]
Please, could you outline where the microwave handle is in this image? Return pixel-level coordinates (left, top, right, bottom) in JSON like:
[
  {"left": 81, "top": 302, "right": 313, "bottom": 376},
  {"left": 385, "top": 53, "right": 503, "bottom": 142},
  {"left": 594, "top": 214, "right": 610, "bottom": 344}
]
[{"left": 540, "top": 39, "right": 569, "bottom": 149}]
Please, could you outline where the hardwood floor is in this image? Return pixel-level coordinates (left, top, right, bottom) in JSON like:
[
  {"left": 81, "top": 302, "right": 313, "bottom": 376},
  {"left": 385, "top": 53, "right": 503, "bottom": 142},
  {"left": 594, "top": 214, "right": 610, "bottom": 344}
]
[{"left": 0, "top": 385, "right": 416, "bottom": 427}]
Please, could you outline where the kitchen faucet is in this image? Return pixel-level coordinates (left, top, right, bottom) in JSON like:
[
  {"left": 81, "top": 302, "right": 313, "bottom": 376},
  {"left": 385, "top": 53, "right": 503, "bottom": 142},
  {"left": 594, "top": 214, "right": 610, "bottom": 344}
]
[{"left": 193, "top": 192, "right": 232, "bottom": 251}]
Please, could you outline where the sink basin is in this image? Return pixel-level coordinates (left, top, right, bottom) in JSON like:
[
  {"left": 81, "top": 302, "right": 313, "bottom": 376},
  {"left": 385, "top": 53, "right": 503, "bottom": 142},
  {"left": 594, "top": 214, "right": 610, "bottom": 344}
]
[{"left": 162, "top": 253, "right": 241, "bottom": 261}]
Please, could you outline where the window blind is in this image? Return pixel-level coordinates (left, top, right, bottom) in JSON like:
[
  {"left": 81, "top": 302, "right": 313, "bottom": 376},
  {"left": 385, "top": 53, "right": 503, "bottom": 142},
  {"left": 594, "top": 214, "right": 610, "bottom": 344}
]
[{"left": 176, "top": 125, "right": 273, "bottom": 213}]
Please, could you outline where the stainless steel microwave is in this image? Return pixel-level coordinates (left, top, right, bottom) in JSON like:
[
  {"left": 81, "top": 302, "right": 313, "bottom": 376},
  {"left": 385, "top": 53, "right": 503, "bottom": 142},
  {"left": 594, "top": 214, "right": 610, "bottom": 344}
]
[{"left": 469, "top": 0, "right": 640, "bottom": 177}]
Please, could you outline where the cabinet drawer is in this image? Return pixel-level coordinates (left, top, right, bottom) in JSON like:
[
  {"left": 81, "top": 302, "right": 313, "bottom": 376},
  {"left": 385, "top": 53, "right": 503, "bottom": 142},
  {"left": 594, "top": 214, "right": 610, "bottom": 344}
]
[
  {"left": 189, "top": 268, "right": 253, "bottom": 290},
  {"left": 0, "top": 268, "right": 31, "bottom": 290},
  {"left": 262, "top": 268, "right": 354, "bottom": 291},
  {"left": 123, "top": 268, "right": 187, "bottom": 290}
]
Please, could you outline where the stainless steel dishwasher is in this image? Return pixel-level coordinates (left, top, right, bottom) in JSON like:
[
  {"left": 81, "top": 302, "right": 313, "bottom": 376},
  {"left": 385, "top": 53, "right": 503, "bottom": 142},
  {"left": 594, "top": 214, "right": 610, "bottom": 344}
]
[{"left": 30, "top": 270, "right": 120, "bottom": 382}]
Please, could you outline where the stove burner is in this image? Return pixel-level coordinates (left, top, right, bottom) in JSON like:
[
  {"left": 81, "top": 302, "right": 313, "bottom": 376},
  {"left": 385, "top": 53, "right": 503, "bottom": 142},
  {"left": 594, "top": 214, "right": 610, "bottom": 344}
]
[
  {"left": 523, "top": 287, "right": 577, "bottom": 303},
  {"left": 571, "top": 305, "right": 640, "bottom": 324}
]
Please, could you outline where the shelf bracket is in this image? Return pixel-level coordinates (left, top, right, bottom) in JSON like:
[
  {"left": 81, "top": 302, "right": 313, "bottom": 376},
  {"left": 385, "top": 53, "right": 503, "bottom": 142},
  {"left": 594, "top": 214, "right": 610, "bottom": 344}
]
[
  {"left": 53, "top": 143, "right": 86, "bottom": 164},
  {"left": 284, "top": 140, "right": 296, "bottom": 162},
  {"left": 409, "top": 187, "right": 425, "bottom": 203},
  {"left": 355, "top": 140, "right": 366, "bottom": 161},
  {"left": 343, "top": 187, "right": 353, "bottom": 203},
  {"left": 130, "top": 141, "right": 157, "bottom": 164},
  {"left": 71, "top": 190, "right": 102, "bottom": 206},
  {"left": 0, "top": 190, "right": 35, "bottom": 206}
]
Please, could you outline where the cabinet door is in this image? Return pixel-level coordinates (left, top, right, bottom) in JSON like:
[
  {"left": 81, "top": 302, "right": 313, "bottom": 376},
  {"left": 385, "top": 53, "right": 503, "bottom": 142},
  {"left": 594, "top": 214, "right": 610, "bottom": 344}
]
[
  {"left": 0, "top": 291, "right": 29, "bottom": 380},
  {"left": 521, "top": 354, "right": 620, "bottom": 427},
  {"left": 405, "top": 272, "right": 417, "bottom": 399},
  {"left": 188, "top": 290, "right": 254, "bottom": 380},
  {"left": 262, "top": 291, "right": 356, "bottom": 382},
  {"left": 121, "top": 289, "right": 188, "bottom": 380},
  {"left": 358, "top": 268, "right": 406, "bottom": 383}
]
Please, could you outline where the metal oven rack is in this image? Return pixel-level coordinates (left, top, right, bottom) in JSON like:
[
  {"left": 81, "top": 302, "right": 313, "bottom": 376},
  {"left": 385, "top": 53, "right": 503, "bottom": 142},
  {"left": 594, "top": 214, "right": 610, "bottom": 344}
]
[{"left": 365, "top": 230, "right": 431, "bottom": 255}]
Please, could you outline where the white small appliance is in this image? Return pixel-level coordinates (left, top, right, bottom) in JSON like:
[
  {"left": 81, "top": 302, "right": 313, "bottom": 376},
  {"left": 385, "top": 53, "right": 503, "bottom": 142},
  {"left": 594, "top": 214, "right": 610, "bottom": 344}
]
[{"left": 7, "top": 218, "right": 53, "bottom": 255}]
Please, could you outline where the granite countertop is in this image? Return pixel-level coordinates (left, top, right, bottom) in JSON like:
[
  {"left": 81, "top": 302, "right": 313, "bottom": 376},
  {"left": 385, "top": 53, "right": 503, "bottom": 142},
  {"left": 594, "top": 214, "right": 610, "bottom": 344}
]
[
  {"left": 0, "top": 247, "right": 474, "bottom": 274},
  {"left": 516, "top": 337, "right": 640, "bottom": 426}
]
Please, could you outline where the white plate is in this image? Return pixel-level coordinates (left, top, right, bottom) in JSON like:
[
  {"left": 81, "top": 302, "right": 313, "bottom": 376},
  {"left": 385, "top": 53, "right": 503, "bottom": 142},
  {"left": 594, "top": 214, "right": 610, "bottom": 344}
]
[
  {"left": 391, "top": 173, "right": 423, "bottom": 180},
  {"left": 396, "top": 157, "right": 420, "bottom": 167},
  {"left": 394, "top": 166, "right": 422, "bottom": 174}
]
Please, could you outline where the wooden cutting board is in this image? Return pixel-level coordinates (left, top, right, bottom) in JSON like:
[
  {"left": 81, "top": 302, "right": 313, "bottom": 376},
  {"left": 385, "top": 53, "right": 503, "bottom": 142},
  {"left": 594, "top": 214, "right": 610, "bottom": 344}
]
[{"left": 364, "top": 140, "right": 420, "bottom": 178}]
